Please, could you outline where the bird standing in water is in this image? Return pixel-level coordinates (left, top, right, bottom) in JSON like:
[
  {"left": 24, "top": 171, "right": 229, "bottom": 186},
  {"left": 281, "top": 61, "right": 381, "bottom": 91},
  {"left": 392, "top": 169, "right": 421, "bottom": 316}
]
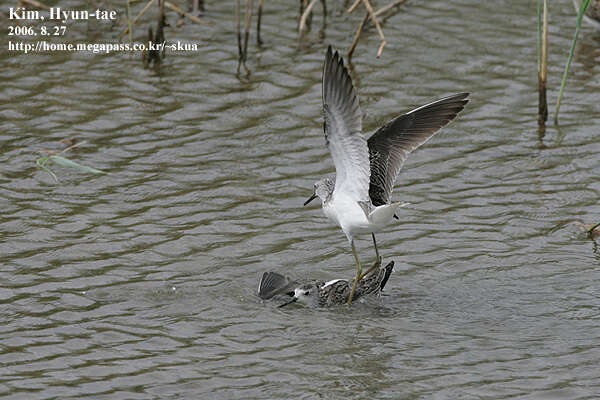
[{"left": 304, "top": 46, "right": 469, "bottom": 304}]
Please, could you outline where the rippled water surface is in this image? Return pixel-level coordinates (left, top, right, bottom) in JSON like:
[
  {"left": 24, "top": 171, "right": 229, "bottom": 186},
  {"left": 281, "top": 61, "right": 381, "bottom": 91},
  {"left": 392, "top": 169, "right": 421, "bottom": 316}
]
[{"left": 1, "top": 0, "right": 600, "bottom": 398}]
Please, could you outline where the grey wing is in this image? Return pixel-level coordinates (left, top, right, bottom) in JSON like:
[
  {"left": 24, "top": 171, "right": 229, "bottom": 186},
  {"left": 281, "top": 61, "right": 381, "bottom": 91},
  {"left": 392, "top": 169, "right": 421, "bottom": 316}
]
[
  {"left": 258, "top": 272, "right": 296, "bottom": 300},
  {"left": 322, "top": 46, "right": 370, "bottom": 202},
  {"left": 367, "top": 93, "right": 469, "bottom": 206}
]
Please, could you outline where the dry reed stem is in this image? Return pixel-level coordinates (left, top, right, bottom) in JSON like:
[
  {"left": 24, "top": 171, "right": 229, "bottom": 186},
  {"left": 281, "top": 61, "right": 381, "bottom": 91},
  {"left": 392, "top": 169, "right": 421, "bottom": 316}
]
[
  {"left": 18, "top": 0, "right": 50, "bottom": 10},
  {"left": 374, "top": 0, "right": 406, "bottom": 17},
  {"left": 361, "top": 0, "right": 386, "bottom": 57},
  {"left": 60, "top": 140, "right": 87, "bottom": 154},
  {"left": 348, "top": 0, "right": 406, "bottom": 58},
  {"left": 299, "top": 0, "right": 319, "bottom": 35},
  {"left": 538, "top": 0, "right": 548, "bottom": 124},
  {"left": 158, "top": 0, "right": 166, "bottom": 57},
  {"left": 164, "top": 1, "right": 209, "bottom": 24},
  {"left": 348, "top": 12, "right": 369, "bottom": 59},
  {"left": 243, "top": 0, "right": 253, "bottom": 63},
  {"left": 540, "top": 1, "right": 548, "bottom": 83},
  {"left": 348, "top": 0, "right": 361, "bottom": 13},
  {"left": 236, "top": 0, "right": 243, "bottom": 72},
  {"left": 257, "top": 0, "right": 263, "bottom": 45},
  {"left": 191, "top": 0, "right": 204, "bottom": 14},
  {"left": 126, "top": 0, "right": 133, "bottom": 45},
  {"left": 120, "top": 0, "right": 156, "bottom": 40}
]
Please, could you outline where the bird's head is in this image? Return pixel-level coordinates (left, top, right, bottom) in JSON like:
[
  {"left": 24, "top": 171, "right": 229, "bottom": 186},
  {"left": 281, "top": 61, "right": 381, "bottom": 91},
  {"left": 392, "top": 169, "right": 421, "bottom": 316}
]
[
  {"left": 278, "top": 283, "right": 319, "bottom": 307},
  {"left": 304, "top": 177, "right": 335, "bottom": 206}
]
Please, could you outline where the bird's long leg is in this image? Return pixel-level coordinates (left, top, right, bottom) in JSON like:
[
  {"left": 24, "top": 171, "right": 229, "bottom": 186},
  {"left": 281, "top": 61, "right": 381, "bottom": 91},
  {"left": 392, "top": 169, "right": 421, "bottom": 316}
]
[
  {"left": 358, "top": 262, "right": 379, "bottom": 281},
  {"left": 356, "top": 234, "right": 382, "bottom": 282},
  {"left": 372, "top": 233, "right": 382, "bottom": 267},
  {"left": 347, "top": 240, "right": 362, "bottom": 305}
]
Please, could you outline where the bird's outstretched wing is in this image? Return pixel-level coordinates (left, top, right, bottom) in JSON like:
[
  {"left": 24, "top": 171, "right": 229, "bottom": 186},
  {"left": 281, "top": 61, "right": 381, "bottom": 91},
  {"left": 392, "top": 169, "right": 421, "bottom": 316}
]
[
  {"left": 258, "top": 272, "right": 296, "bottom": 300},
  {"left": 322, "top": 46, "right": 370, "bottom": 202},
  {"left": 368, "top": 92, "right": 469, "bottom": 206}
]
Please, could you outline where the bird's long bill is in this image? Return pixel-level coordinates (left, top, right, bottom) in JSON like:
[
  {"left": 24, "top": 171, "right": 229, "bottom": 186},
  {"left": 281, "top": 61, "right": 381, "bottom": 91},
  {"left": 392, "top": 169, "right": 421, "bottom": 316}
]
[
  {"left": 303, "top": 193, "right": 317, "bottom": 206},
  {"left": 278, "top": 297, "right": 298, "bottom": 308}
]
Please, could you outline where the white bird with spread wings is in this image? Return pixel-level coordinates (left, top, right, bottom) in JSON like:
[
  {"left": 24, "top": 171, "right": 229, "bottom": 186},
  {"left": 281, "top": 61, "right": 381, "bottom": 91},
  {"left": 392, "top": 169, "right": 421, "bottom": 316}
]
[{"left": 304, "top": 46, "right": 469, "bottom": 304}]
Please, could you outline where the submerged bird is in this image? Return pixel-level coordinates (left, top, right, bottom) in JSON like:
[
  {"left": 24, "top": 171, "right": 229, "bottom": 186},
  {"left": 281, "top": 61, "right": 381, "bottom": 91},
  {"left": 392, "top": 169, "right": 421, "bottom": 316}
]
[
  {"left": 304, "top": 46, "right": 468, "bottom": 304},
  {"left": 258, "top": 261, "right": 394, "bottom": 307}
]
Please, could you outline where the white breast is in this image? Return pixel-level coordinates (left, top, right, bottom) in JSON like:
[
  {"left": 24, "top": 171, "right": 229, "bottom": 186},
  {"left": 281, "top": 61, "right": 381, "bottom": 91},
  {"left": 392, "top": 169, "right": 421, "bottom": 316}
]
[{"left": 322, "top": 193, "right": 373, "bottom": 241}]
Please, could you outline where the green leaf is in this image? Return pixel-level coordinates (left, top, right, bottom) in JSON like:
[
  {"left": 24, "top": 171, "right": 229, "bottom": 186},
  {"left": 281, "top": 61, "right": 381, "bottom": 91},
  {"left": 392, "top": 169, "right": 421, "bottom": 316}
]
[
  {"left": 36, "top": 156, "right": 58, "bottom": 182},
  {"left": 49, "top": 155, "right": 107, "bottom": 174}
]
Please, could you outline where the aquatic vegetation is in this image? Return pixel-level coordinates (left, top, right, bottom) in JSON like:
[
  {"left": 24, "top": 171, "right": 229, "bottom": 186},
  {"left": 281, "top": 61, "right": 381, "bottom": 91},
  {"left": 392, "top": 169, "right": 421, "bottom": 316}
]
[
  {"left": 554, "top": 0, "right": 592, "bottom": 124},
  {"left": 142, "top": 0, "right": 167, "bottom": 67},
  {"left": 537, "top": 0, "right": 548, "bottom": 127},
  {"left": 588, "top": 222, "right": 600, "bottom": 239},
  {"left": 36, "top": 141, "right": 107, "bottom": 183}
]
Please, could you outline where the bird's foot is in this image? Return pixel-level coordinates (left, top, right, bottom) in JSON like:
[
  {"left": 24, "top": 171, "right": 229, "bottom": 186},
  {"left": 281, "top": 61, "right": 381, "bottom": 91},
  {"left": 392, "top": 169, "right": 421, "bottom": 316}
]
[
  {"left": 358, "top": 258, "right": 382, "bottom": 281},
  {"left": 347, "top": 275, "right": 359, "bottom": 305}
]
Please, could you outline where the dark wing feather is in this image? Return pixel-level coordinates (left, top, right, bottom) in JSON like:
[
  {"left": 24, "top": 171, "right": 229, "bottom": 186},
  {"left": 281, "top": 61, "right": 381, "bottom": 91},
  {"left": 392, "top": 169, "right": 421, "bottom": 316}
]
[
  {"left": 368, "top": 92, "right": 469, "bottom": 206},
  {"left": 379, "top": 261, "right": 394, "bottom": 291},
  {"left": 258, "top": 272, "right": 296, "bottom": 300}
]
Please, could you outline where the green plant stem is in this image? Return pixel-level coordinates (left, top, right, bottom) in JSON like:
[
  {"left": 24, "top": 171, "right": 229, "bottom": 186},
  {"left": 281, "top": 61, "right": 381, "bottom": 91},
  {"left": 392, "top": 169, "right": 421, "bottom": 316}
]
[
  {"left": 554, "top": 0, "right": 591, "bottom": 125},
  {"left": 588, "top": 222, "right": 600, "bottom": 235},
  {"left": 36, "top": 157, "right": 58, "bottom": 182},
  {"left": 126, "top": 0, "right": 134, "bottom": 46}
]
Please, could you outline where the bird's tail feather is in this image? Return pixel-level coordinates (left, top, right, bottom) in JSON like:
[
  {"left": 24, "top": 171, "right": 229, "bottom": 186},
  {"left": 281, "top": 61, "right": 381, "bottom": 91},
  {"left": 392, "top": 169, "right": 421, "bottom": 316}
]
[
  {"left": 369, "top": 202, "right": 409, "bottom": 225},
  {"left": 379, "top": 261, "right": 395, "bottom": 291}
]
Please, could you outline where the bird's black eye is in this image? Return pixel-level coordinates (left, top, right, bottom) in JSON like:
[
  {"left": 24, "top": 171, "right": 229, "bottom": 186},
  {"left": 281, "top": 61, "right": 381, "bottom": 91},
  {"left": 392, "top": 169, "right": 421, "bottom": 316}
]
[{"left": 305, "top": 291, "right": 310, "bottom": 295}]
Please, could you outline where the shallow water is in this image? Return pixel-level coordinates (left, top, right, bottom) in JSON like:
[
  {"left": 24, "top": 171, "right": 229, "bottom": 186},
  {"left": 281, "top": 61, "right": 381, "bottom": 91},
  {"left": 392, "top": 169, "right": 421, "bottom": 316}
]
[{"left": 1, "top": 0, "right": 599, "bottom": 398}]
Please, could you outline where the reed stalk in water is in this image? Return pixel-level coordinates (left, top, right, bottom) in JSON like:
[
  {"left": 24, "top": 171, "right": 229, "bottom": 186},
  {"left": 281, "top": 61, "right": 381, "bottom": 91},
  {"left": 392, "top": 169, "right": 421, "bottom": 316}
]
[
  {"left": 554, "top": 0, "right": 591, "bottom": 124},
  {"left": 537, "top": 0, "right": 548, "bottom": 127},
  {"left": 347, "top": 0, "right": 406, "bottom": 59},
  {"left": 257, "top": 0, "right": 263, "bottom": 45}
]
